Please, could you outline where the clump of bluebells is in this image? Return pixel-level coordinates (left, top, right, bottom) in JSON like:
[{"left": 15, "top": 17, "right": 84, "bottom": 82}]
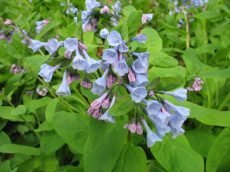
[{"left": 187, "top": 75, "right": 204, "bottom": 91}]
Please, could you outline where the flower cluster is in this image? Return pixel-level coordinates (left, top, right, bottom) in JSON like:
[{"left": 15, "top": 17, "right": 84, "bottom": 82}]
[
  {"left": 36, "top": 87, "right": 48, "bottom": 96},
  {"left": 187, "top": 75, "right": 204, "bottom": 91},
  {"left": 60, "top": 3, "right": 78, "bottom": 14},
  {"left": 141, "top": 14, "right": 153, "bottom": 24},
  {"left": 10, "top": 64, "right": 27, "bottom": 74},
  {"left": 35, "top": 20, "right": 50, "bottom": 34}
]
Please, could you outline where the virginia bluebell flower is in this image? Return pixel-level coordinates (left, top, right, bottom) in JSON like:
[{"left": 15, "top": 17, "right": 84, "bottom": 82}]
[
  {"left": 99, "top": 28, "right": 109, "bottom": 38},
  {"left": 29, "top": 39, "right": 47, "bottom": 53},
  {"left": 91, "top": 68, "right": 109, "bottom": 95},
  {"left": 131, "top": 34, "right": 148, "bottom": 43},
  {"left": 112, "top": 0, "right": 122, "bottom": 14},
  {"left": 64, "top": 38, "right": 78, "bottom": 52},
  {"left": 142, "top": 118, "right": 162, "bottom": 147},
  {"left": 135, "top": 73, "right": 149, "bottom": 87},
  {"left": 171, "top": 127, "right": 185, "bottom": 139},
  {"left": 119, "top": 41, "right": 129, "bottom": 53},
  {"left": 132, "top": 59, "right": 148, "bottom": 74},
  {"left": 85, "top": 0, "right": 101, "bottom": 11},
  {"left": 99, "top": 95, "right": 116, "bottom": 123},
  {"left": 143, "top": 14, "right": 153, "bottom": 21},
  {"left": 107, "top": 31, "right": 122, "bottom": 46},
  {"left": 38, "top": 63, "right": 62, "bottom": 82},
  {"left": 131, "top": 52, "right": 150, "bottom": 66},
  {"left": 72, "top": 49, "right": 88, "bottom": 70},
  {"left": 74, "top": 17, "right": 78, "bottom": 25},
  {"left": 114, "top": 59, "right": 129, "bottom": 76},
  {"left": 142, "top": 99, "right": 162, "bottom": 116},
  {"left": 45, "top": 39, "right": 64, "bottom": 55},
  {"left": 81, "top": 10, "right": 92, "bottom": 23},
  {"left": 169, "top": 115, "right": 184, "bottom": 129},
  {"left": 82, "top": 50, "right": 102, "bottom": 73},
  {"left": 102, "top": 48, "right": 118, "bottom": 64},
  {"left": 56, "top": 69, "right": 71, "bottom": 96},
  {"left": 126, "top": 85, "right": 147, "bottom": 103},
  {"left": 164, "top": 88, "right": 187, "bottom": 102}
]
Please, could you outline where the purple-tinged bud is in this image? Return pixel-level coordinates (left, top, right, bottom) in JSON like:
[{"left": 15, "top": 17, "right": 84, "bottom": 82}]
[
  {"left": 100, "top": 5, "right": 109, "bottom": 14},
  {"left": 128, "top": 68, "right": 136, "bottom": 83},
  {"left": 102, "top": 98, "right": 110, "bottom": 108},
  {"left": 87, "top": 83, "right": 92, "bottom": 89},
  {"left": 66, "top": 75, "right": 72, "bottom": 85},
  {"left": 87, "top": 107, "right": 94, "bottom": 115},
  {"left": 106, "top": 75, "right": 113, "bottom": 88},
  {"left": 149, "top": 91, "right": 154, "bottom": 96},
  {"left": 136, "top": 122, "right": 143, "bottom": 135},
  {"left": 128, "top": 123, "right": 137, "bottom": 133},
  {"left": 124, "top": 124, "right": 129, "bottom": 129},
  {"left": 90, "top": 92, "right": 108, "bottom": 109},
  {"left": 119, "top": 76, "right": 123, "bottom": 84},
  {"left": 93, "top": 109, "right": 100, "bottom": 119},
  {"left": 141, "top": 15, "right": 147, "bottom": 24},
  {"left": 64, "top": 50, "right": 72, "bottom": 59},
  {"left": 4, "top": 19, "right": 12, "bottom": 25},
  {"left": 79, "top": 41, "right": 88, "bottom": 51}
]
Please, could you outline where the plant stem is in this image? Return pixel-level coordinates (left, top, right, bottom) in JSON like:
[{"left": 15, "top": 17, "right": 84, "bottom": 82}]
[
  {"left": 71, "top": 85, "right": 90, "bottom": 108},
  {"left": 182, "top": 6, "right": 190, "bottom": 48},
  {"left": 218, "top": 92, "right": 230, "bottom": 110},
  {"left": 203, "top": 19, "right": 207, "bottom": 63}
]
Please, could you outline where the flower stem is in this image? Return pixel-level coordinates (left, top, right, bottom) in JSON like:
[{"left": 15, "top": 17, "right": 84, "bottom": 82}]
[
  {"left": 218, "top": 92, "right": 230, "bottom": 110},
  {"left": 182, "top": 6, "right": 190, "bottom": 48}
]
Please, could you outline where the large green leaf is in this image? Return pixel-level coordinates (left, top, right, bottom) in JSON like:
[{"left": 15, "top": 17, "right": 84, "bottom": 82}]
[
  {"left": 45, "top": 98, "right": 59, "bottom": 123},
  {"left": 121, "top": 20, "right": 129, "bottom": 41},
  {"left": 27, "top": 97, "right": 52, "bottom": 113},
  {"left": 4, "top": 44, "right": 21, "bottom": 59},
  {"left": 111, "top": 144, "right": 146, "bottom": 172},
  {"left": 0, "top": 144, "right": 41, "bottom": 155},
  {"left": 84, "top": 118, "right": 128, "bottom": 172},
  {"left": 194, "top": 11, "right": 220, "bottom": 19},
  {"left": 127, "top": 10, "right": 143, "bottom": 38},
  {"left": 0, "top": 160, "right": 11, "bottom": 172},
  {"left": 123, "top": 5, "right": 136, "bottom": 17},
  {"left": 41, "top": 130, "right": 65, "bottom": 153},
  {"left": 197, "top": 69, "right": 230, "bottom": 79},
  {"left": 206, "top": 126, "right": 230, "bottom": 172},
  {"left": 52, "top": 112, "right": 90, "bottom": 154},
  {"left": 4, "top": 73, "right": 23, "bottom": 95},
  {"left": 0, "top": 131, "right": 11, "bottom": 147},
  {"left": 151, "top": 134, "right": 204, "bottom": 172},
  {"left": 155, "top": 77, "right": 184, "bottom": 91},
  {"left": 109, "top": 94, "right": 135, "bottom": 116}
]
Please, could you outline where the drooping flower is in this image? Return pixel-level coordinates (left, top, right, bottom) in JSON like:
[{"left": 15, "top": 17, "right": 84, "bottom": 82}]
[
  {"left": 99, "top": 95, "right": 116, "bottom": 123},
  {"left": 142, "top": 99, "right": 162, "bottom": 116},
  {"left": 56, "top": 69, "right": 71, "bottom": 96},
  {"left": 85, "top": 0, "right": 101, "bottom": 11},
  {"left": 28, "top": 39, "right": 47, "bottom": 53},
  {"left": 131, "top": 34, "right": 148, "bottom": 43},
  {"left": 64, "top": 38, "right": 78, "bottom": 52},
  {"left": 131, "top": 52, "right": 150, "bottom": 66},
  {"left": 99, "top": 28, "right": 109, "bottom": 38},
  {"left": 72, "top": 49, "right": 88, "bottom": 70},
  {"left": 91, "top": 68, "right": 109, "bottom": 95},
  {"left": 82, "top": 50, "right": 102, "bottom": 73},
  {"left": 38, "top": 63, "right": 62, "bottom": 82},
  {"left": 136, "top": 122, "right": 143, "bottom": 135},
  {"left": 164, "top": 88, "right": 187, "bottom": 102},
  {"left": 126, "top": 85, "right": 147, "bottom": 103},
  {"left": 119, "top": 41, "right": 129, "bottom": 53},
  {"left": 142, "top": 14, "right": 153, "bottom": 23},
  {"left": 102, "top": 48, "right": 118, "bottom": 64},
  {"left": 107, "top": 31, "right": 122, "bottom": 46},
  {"left": 171, "top": 127, "right": 185, "bottom": 139},
  {"left": 132, "top": 59, "right": 148, "bottom": 74},
  {"left": 135, "top": 73, "right": 149, "bottom": 87},
  {"left": 90, "top": 92, "right": 108, "bottom": 109},
  {"left": 45, "top": 39, "right": 64, "bottom": 55},
  {"left": 128, "top": 68, "right": 136, "bottom": 83},
  {"left": 114, "top": 59, "right": 129, "bottom": 76}
]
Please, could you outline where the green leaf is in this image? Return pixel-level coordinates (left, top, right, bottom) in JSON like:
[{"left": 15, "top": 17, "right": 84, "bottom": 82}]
[
  {"left": 41, "top": 130, "right": 65, "bottom": 153},
  {"left": 206, "top": 126, "right": 230, "bottom": 172},
  {"left": 45, "top": 98, "right": 59, "bottom": 123},
  {"left": 52, "top": 112, "right": 90, "bottom": 154},
  {"left": 141, "top": 28, "right": 162, "bottom": 51},
  {"left": 151, "top": 134, "right": 204, "bottom": 172},
  {"left": 46, "top": 56, "right": 67, "bottom": 66},
  {"left": 155, "top": 77, "right": 184, "bottom": 91},
  {"left": 109, "top": 94, "right": 135, "bottom": 116},
  {"left": 112, "top": 144, "right": 146, "bottom": 172},
  {"left": 121, "top": 20, "right": 129, "bottom": 41},
  {"left": 0, "top": 131, "right": 11, "bottom": 147},
  {"left": 0, "top": 106, "right": 35, "bottom": 122},
  {"left": 195, "top": 42, "right": 221, "bottom": 54},
  {"left": 19, "top": 12, "right": 36, "bottom": 29},
  {"left": 26, "top": 55, "right": 50, "bottom": 65},
  {"left": 35, "top": 20, "right": 57, "bottom": 40},
  {"left": 4, "top": 73, "right": 23, "bottom": 96},
  {"left": 123, "top": 5, "right": 137, "bottom": 17},
  {"left": 73, "top": 21, "right": 83, "bottom": 40},
  {"left": 148, "top": 49, "right": 178, "bottom": 68},
  {"left": 4, "top": 44, "right": 21, "bottom": 59},
  {"left": 35, "top": 121, "right": 54, "bottom": 132},
  {"left": 11, "top": 105, "right": 26, "bottom": 115},
  {"left": 194, "top": 11, "right": 220, "bottom": 19},
  {"left": 197, "top": 69, "right": 230, "bottom": 79},
  {"left": 0, "top": 119, "right": 7, "bottom": 131},
  {"left": 127, "top": 10, "right": 143, "bottom": 38},
  {"left": 0, "top": 160, "right": 11, "bottom": 172},
  {"left": 157, "top": 19, "right": 187, "bottom": 35},
  {"left": 184, "top": 129, "right": 216, "bottom": 158},
  {"left": 148, "top": 77, "right": 160, "bottom": 90},
  {"left": 27, "top": 97, "right": 52, "bottom": 113},
  {"left": 126, "top": 58, "right": 133, "bottom": 67},
  {"left": 84, "top": 118, "right": 128, "bottom": 172},
  {"left": 197, "top": 108, "right": 230, "bottom": 127},
  {"left": 0, "top": 144, "right": 41, "bottom": 155}
]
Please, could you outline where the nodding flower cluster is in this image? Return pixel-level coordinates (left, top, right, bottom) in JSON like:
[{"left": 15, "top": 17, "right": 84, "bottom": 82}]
[
  {"left": 60, "top": 3, "right": 78, "bottom": 14},
  {"left": 36, "top": 87, "right": 48, "bottom": 96},
  {"left": 187, "top": 75, "right": 204, "bottom": 91},
  {"left": 35, "top": 20, "right": 50, "bottom": 34},
  {"left": 10, "top": 64, "right": 27, "bottom": 74}
]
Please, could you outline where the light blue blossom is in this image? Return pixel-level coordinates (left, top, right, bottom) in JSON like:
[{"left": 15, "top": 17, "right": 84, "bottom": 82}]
[
  {"left": 81, "top": 10, "right": 92, "bottom": 23},
  {"left": 74, "top": 17, "right": 78, "bottom": 25},
  {"left": 91, "top": 68, "right": 109, "bottom": 95},
  {"left": 64, "top": 38, "right": 78, "bottom": 52},
  {"left": 99, "top": 28, "right": 109, "bottom": 39},
  {"left": 169, "top": 115, "right": 184, "bottom": 129},
  {"left": 45, "top": 39, "right": 64, "bottom": 55},
  {"left": 107, "top": 31, "right": 122, "bottom": 46},
  {"left": 82, "top": 20, "right": 90, "bottom": 31},
  {"left": 155, "top": 113, "right": 172, "bottom": 127},
  {"left": 29, "top": 0, "right": 32, "bottom": 2},
  {"left": 83, "top": 50, "right": 102, "bottom": 73},
  {"left": 171, "top": 127, "right": 185, "bottom": 139},
  {"left": 126, "top": 85, "right": 147, "bottom": 103},
  {"left": 164, "top": 88, "right": 187, "bottom": 102},
  {"left": 112, "top": 0, "right": 122, "bottom": 14},
  {"left": 142, "top": 99, "right": 162, "bottom": 115},
  {"left": 60, "top": 3, "right": 65, "bottom": 6},
  {"left": 131, "top": 52, "right": 150, "bottom": 66},
  {"left": 102, "top": 48, "right": 118, "bottom": 64},
  {"left": 102, "top": 62, "right": 109, "bottom": 71},
  {"left": 110, "top": 16, "right": 119, "bottom": 26},
  {"left": 135, "top": 73, "right": 149, "bottom": 87},
  {"left": 164, "top": 100, "right": 190, "bottom": 120},
  {"left": 143, "top": 14, "right": 153, "bottom": 21},
  {"left": 56, "top": 70, "right": 71, "bottom": 96},
  {"left": 131, "top": 34, "right": 148, "bottom": 43},
  {"left": 132, "top": 59, "right": 148, "bottom": 74},
  {"left": 28, "top": 39, "right": 47, "bottom": 53},
  {"left": 119, "top": 41, "right": 129, "bottom": 53},
  {"left": 114, "top": 59, "right": 129, "bottom": 76},
  {"left": 35, "top": 25, "right": 43, "bottom": 34},
  {"left": 38, "top": 63, "right": 62, "bottom": 82},
  {"left": 85, "top": 0, "right": 101, "bottom": 11},
  {"left": 72, "top": 49, "right": 88, "bottom": 70},
  {"left": 142, "top": 118, "right": 162, "bottom": 147},
  {"left": 99, "top": 95, "right": 116, "bottom": 123},
  {"left": 69, "top": 6, "right": 78, "bottom": 14}
]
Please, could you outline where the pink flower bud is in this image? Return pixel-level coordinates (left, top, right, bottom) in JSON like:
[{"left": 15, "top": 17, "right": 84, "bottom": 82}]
[
  {"left": 90, "top": 92, "right": 108, "bottom": 109},
  {"left": 64, "top": 50, "right": 72, "bottom": 59},
  {"left": 106, "top": 75, "right": 113, "bottom": 88},
  {"left": 0, "top": 35, "right": 6, "bottom": 40},
  {"left": 161, "top": 107, "right": 169, "bottom": 114},
  {"left": 100, "top": 5, "right": 109, "bottom": 14},
  {"left": 128, "top": 123, "right": 137, "bottom": 133},
  {"left": 149, "top": 91, "right": 154, "bottom": 96},
  {"left": 102, "top": 98, "right": 110, "bottom": 108},
  {"left": 87, "top": 107, "right": 94, "bottom": 115},
  {"left": 4, "top": 19, "right": 12, "bottom": 25},
  {"left": 136, "top": 122, "right": 143, "bottom": 135},
  {"left": 66, "top": 75, "right": 72, "bottom": 85},
  {"left": 79, "top": 41, "right": 88, "bottom": 51},
  {"left": 87, "top": 83, "right": 92, "bottom": 89},
  {"left": 141, "top": 15, "right": 148, "bottom": 24},
  {"left": 93, "top": 109, "right": 100, "bottom": 119},
  {"left": 112, "top": 76, "right": 117, "bottom": 84},
  {"left": 43, "top": 19, "right": 50, "bottom": 25},
  {"left": 124, "top": 124, "right": 129, "bottom": 129},
  {"left": 119, "top": 76, "right": 123, "bottom": 84},
  {"left": 56, "top": 34, "right": 59, "bottom": 38},
  {"left": 128, "top": 68, "right": 136, "bottom": 83}
]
